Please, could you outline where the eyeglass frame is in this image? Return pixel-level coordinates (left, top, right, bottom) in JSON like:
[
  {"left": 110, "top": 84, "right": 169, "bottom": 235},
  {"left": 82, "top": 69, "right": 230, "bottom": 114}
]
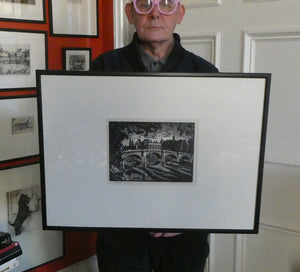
[{"left": 131, "top": 0, "right": 181, "bottom": 15}]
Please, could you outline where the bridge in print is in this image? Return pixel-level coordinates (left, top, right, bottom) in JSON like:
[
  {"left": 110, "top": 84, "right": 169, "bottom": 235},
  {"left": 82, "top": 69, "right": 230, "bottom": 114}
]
[{"left": 120, "top": 148, "right": 193, "bottom": 168}]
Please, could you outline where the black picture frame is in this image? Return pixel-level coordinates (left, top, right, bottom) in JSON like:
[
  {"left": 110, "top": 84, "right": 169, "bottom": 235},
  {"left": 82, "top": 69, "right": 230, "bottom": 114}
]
[
  {"left": 0, "top": 96, "right": 40, "bottom": 165},
  {"left": 62, "top": 47, "right": 92, "bottom": 71},
  {"left": 0, "top": 164, "right": 64, "bottom": 271},
  {"left": 0, "top": 28, "right": 47, "bottom": 91},
  {"left": 0, "top": 0, "right": 45, "bottom": 23},
  {"left": 49, "top": 0, "right": 99, "bottom": 37},
  {"left": 36, "top": 71, "right": 271, "bottom": 233}
]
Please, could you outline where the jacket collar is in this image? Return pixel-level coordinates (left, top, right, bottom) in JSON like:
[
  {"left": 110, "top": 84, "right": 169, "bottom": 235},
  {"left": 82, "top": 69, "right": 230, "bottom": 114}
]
[{"left": 125, "top": 32, "right": 185, "bottom": 72}]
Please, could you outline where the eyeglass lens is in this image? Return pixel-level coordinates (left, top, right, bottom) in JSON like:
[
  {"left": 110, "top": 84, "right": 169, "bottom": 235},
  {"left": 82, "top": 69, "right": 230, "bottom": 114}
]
[{"left": 135, "top": 0, "right": 178, "bottom": 14}]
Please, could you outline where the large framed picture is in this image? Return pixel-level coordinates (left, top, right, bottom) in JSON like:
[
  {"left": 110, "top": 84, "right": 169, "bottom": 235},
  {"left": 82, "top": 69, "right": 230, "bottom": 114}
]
[
  {"left": 62, "top": 47, "right": 92, "bottom": 71},
  {"left": 0, "top": 29, "right": 47, "bottom": 91},
  {"left": 0, "top": 97, "right": 39, "bottom": 163},
  {"left": 49, "top": 0, "right": 98, "bottom": 37},
  {"left": 37, "top": 72, "right": 271, "bottom": 233},
  {"left": 0, "top": 164, "right": 64, "bottom": 271},
  {"left": 0, "top": 0, "right": 45, "bottom": 23}
]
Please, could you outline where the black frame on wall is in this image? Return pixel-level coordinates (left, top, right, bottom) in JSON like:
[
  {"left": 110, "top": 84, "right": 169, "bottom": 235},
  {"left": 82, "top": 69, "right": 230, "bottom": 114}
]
[{"left": 0, "top": 0, "right": 45, "bottom": 23}]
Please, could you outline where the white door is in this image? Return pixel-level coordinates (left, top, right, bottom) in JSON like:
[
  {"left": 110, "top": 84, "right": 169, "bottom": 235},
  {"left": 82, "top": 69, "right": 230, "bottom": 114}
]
[{"left": 114, "top": 0, "right": 300, "bottom": 271}]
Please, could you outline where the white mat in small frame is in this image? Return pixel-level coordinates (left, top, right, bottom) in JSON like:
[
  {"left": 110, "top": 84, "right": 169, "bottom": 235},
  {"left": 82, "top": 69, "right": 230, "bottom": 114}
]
[
  {"left": 50, "top": 0, "right": 98, "bottom": 37},
  {"left": 0, "top": 97, "right": 39, "bottom": 161},
  {"left": 0, "top": 29, "right": 46, "bottom": 90},
  {"left": 0, "top": 0, "right": 45, "bottom": 22},
  {"left": 0, "top": 164, "right": 63, "bottom": 272}
]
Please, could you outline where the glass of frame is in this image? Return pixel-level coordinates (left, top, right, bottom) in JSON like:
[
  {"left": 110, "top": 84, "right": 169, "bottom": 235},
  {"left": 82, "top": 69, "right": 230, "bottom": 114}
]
[
  {"left": 0, "top": 164, "right": 64, "bottom": 271},
  {"left": 62, "top": 47, "right": 92, "bottom": 71},
  {"left": 0, "top": 29, "right": 47, "bottom": 91},
  {"left": 0, "top": 97, "right": 39, "bottom": 163},
  {"left": 49, "top": 0, "right": 98, "bottom": 37},
  {"left": 0, "top": 0, "right": 45, "bottom": 23}
]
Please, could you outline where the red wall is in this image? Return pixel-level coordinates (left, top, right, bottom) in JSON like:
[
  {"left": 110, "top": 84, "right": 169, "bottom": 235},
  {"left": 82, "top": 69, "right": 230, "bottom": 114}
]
[
  {"left": 0, "top": 0, "right": 113, "bottom": 270},
  {"left": 31, "top": 231, "right": 98, "bottom": 272}
]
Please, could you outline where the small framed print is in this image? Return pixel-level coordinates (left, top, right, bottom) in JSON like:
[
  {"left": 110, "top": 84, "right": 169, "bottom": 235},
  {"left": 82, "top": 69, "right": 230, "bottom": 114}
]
[
  {"left": 0, "top": 0, "right": 45, "bottom": 23},
  {"left": 0, "top": 97, "right": 39, "bottom": 163},
  {"left": 49, "top": 0, "right": 98, "bottom": 37},
  {"left": 0, "top": 29, "right": 47, "bottom": 91},
  {"left": 63, "top": 47, "right": 92, "bottom": 71},
  {"left": 0, "top": 164, "right": 64, "bottom": 271}
]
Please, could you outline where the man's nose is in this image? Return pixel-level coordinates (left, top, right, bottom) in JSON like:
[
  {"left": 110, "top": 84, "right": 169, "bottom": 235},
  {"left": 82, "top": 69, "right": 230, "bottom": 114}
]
[{"left": 150, "top": 3, "right": 160, "bottom": 17}]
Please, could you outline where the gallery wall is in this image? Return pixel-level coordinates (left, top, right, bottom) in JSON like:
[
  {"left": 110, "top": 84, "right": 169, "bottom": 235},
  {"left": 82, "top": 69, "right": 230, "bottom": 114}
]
[{"left": 0, "top": 0, "right": 113, "bottom": 271}]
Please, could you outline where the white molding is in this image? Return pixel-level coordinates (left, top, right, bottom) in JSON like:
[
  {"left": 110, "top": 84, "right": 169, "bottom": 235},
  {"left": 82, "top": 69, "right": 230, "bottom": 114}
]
[
  {"left": 234, "top": 234, "right": 247, "bottom": 272},
  {"left": 265, "top": 155, "right": 300, "bottom": 167},
  {"left": 113, "top": 0, "right": 134, "bottom": 48},
  {"left": 243, "top": 30, "right": 300, "bottom": 72},
  {"left": 183, "top": 0, "right": 221, "bottom": 8},
  {"left": 243, "top": 30, "right": 300, "bottom": 166},
  {"left": 214, "top": 32, "right": 221, "bottom": 69},
  {"left": 181, "top": 33, "right": 221, "bottom": 69},
  {"left": 264, "top": 159, "right": 300, "bottom": 170},
  {"left": 244, "top": 0, "right": 278, "bottom": 3},
  {"left": 113, "top": 0, "right": 125, "bottom": 49},
  {"left": 260, "top": 223, "right": 300, "bottom": 235},
  {"left": 206, "top": 234, "right": 216, "bottom": 272},
  {"left": 233, "top": 224, "right": 300, "bottom": 272},
  {"left": 233, "top": 223, "right": 300, "bottom": 272}
]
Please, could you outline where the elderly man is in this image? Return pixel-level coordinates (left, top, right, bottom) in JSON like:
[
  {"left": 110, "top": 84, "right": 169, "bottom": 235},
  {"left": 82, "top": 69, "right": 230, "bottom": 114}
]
[{"left": 91, "top": 0, "right": 218, "bottom": 271}]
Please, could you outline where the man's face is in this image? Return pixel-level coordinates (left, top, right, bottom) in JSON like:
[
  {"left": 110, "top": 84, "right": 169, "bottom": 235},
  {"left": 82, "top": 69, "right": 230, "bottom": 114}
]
[{"left": 125, "top": 1, "right": 185, "bottom": 45}]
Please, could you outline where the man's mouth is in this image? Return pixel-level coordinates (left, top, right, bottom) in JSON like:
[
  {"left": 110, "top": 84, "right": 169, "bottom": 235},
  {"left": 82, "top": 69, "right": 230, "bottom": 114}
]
[{"left": 147, "top": 25, "right": 162, "bottom": 29}]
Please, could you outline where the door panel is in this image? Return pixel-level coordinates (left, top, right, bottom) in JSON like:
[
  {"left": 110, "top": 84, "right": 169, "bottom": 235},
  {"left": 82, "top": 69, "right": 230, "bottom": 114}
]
[
  {"left": 243, "top": 227, "right": 300, "bottom": 272},
  {"left": 244, "top": 31, "right": 300, "bottom": 165}
]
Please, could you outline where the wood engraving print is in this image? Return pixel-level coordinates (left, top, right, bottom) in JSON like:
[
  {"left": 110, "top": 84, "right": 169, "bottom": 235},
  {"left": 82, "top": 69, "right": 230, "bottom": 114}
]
[{"left": 109, "top": 121, "right": 195, "bottom": 182}]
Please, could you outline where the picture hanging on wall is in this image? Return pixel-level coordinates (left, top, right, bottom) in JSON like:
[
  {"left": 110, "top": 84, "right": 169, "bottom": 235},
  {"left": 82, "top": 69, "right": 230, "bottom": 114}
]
[
  {"left": 0, "top": 97, "right": 39, "bottom": 164},
  {"left": 62, "top": 47, "right": 92, "bottom": 71},
  {"left": 0, "top": 164, "right": 64, "bottom": 271},
  {"left": 0, "top": 29, "right": 47, "bottom": 91},
  {"left": 7, "top": 185, "right": 42, "bottom": 236},
  {"left": 49, "top": 0, "right": 99, "bottom": 37},
  {"left": 0, "top": 0, "right": 45, "bottom": 23}
]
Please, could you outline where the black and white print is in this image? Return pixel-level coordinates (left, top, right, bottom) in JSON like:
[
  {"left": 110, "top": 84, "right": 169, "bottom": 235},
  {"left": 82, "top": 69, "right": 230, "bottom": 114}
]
[
  {"left": 0, "top": 44, "right": 30, "bottom": 75},
  {"left": 7, "top": 185, "right": 41, "bottom": 236},
  {"left": 68, "top": 54, "right": 87, "bottom": 71},
  {"left": 109, "top": 121, "right": 195, "bottom": 182},
  {"left": 11, "top": 116, "right": 34, "bottom": 134}
]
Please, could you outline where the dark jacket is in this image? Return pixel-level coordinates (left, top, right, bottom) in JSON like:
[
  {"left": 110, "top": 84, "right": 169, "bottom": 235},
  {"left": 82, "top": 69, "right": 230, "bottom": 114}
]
[
  {"left": 91, "top": 34, "right": 217, "bottom": 238},
  {"left": 91, "top": 33, "right": 218, "bottom": 73},
  {"left": 93, "top": 34, "right": 216, "bottom": 268}
]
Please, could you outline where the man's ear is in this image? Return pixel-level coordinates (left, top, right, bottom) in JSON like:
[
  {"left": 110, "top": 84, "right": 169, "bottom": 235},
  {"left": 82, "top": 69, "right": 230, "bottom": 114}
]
[
  {"left": 176, "top": 4, "right": 185, "bottom": 24},
  {"left": 125, "top": 3, "right": 135, "bottom": 25}
]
